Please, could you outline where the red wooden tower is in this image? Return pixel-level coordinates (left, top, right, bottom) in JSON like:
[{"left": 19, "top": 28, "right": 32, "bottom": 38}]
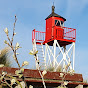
[
  {"left": 45, "top": 6, "right": 75, "bottom": 46},
  {"left": 32, "top": 5, "right": 76, "bottom": 72}
]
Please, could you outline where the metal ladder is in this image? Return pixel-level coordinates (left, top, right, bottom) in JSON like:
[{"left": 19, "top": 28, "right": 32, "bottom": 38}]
[{"left": 36, "top": 43, "right": 46, "bottom": 70}]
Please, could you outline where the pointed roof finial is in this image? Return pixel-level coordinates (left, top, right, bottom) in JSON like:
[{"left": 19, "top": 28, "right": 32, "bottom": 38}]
[
  {"left": 45, "top": 3, "right": 66, "bottom": 21},
  {"left": 52, "top": 3, "right": 55, "bottom": 13}
]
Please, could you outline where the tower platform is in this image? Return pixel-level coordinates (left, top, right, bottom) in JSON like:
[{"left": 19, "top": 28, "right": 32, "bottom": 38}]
[
  {"left": 32, "top": 26, "right": 76, "bottom": 47},
  {"left": 43, "top": 39, "right": 75, "bottom": 47}
]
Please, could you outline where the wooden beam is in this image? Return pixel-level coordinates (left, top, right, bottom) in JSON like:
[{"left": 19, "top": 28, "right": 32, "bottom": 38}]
[{"left": 0, "top": 67, "right": 88, "bottom": 87}]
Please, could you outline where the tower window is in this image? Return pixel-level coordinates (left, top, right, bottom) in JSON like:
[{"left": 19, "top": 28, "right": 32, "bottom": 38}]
[
  {"left": 55, "top": 20, "right": 64, "bottom": 27},
  {"left": 55, "top": 20, "right": 60, "bottom": 26}
]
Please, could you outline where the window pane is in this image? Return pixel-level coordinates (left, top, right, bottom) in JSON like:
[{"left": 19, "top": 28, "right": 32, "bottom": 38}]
[
  {"left": 55, "top": 20, "right": 60, "bottom": 26},
  {"left": 61, "top": 21, "right": 63, "bottom": 25}
]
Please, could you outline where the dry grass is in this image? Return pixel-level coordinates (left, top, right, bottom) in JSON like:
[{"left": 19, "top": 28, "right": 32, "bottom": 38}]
[
  {"left": 46, "top": 65, "right": 62, "bottom": 72},
  {"left": 0, "top": 47, "right": 11, "bottom": 67}
]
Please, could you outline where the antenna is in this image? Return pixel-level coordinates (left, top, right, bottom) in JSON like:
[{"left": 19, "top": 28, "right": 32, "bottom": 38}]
[
  {"left": 53, "top": 2, "right": 54, "bottom": 6},
  {"left": 53, "top": 0, "right": 55, "bottom": 6}
]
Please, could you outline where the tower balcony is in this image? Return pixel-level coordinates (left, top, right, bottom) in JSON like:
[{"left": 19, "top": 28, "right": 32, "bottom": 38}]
[{"left": 32, "top": 27, "right": 76, "bottom": 46}]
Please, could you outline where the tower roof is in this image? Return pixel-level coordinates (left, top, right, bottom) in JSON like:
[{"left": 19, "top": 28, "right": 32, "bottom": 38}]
[{"left": 45, "top": 6, "right": 66, "bottom": 21}]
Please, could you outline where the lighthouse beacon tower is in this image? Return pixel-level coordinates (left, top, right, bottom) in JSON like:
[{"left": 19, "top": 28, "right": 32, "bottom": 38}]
[{"left": 32, "top": 5, "right": 76, "bottom": 72}]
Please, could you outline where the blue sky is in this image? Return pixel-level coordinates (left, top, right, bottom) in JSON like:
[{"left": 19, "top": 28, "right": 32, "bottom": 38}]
[{"left": 0, "top": 0, "right": 88, "bottom": 80}]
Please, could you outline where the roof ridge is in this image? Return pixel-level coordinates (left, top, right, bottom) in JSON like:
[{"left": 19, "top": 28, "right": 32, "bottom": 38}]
[{"left": 45, "top": 12, "right": 66, "bottom": 21}]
